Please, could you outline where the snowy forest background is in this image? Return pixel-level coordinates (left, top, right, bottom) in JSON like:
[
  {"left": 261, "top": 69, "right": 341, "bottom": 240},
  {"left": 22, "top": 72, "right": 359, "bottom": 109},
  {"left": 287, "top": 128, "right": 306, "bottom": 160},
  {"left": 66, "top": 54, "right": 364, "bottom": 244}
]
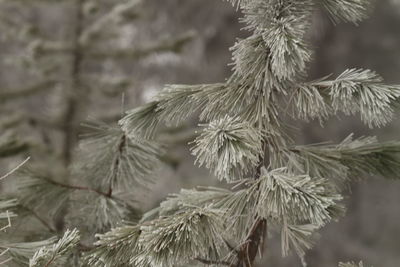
[{"left": 1, "top": 0, "right": 400, "bottom": 266}]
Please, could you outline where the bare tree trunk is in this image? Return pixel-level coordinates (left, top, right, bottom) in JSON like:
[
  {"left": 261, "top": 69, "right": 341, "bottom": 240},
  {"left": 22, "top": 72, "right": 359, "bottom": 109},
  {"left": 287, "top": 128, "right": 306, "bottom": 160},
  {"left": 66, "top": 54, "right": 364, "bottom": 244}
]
[
  {"left": 62, "top": 0, "right": 85, "bottom": 166},
  {"left": 55, "top": 0, "right": 86, "bottom": 232}
]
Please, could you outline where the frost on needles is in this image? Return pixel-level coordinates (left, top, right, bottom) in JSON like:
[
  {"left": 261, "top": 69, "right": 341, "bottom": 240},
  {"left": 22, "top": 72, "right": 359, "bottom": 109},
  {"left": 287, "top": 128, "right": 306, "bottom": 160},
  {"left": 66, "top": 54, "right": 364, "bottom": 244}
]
[{"left": 2, "top": 0, "right": 400, "bottom": 267}]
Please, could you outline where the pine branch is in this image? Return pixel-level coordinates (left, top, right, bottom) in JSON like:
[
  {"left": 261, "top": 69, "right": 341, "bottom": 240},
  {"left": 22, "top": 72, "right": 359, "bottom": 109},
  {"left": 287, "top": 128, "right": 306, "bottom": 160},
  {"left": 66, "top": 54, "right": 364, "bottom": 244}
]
[
  {"left": 87, "top": 187, "right": 245, "bottom": 265},
  {"left": 29, "top": 229, "right": 80, "bottom": 267},
  {"left": 235, "top": 217, "right": 266, "bottom": 267},
  {"left": 15, "top": 165, "right": 126, "bottom": 226},
  {"left": 254, "top": 167, "right": 343, "bottom": 226},
  {"left": 213, "top": 187, "right": 258, "bottom": 241},
  {"left": 136, "top": 207, "right": 227, "bottom": 266},
  {"left": 0, "top": 200, "right": 17, "bottom": 232},
  {"left": 229, "top": 34, "right": 284, "bottom": 97},
  {"left": 291, "top": 134, "right": 400, "bottom": 180},
  {"left": 231, "top": 153, "right": 265, "bottom": 267},
  {"left": 156, "top": 84, "right": 217, "bottom": 126},
  {"left": 155, "top": 187, "right": 229, "bottom": 217},
  {"left": 0, "top": 238, "right": 57, "bottom": 266},
  {"left": 86, "top": 207, "right": 227, "bottom": 267},
  {"left": 47, "top": 180, "right": 111, "bottom": 198},
  {"left": 21, "top": 206, "right": 57, "bottom": 234},
  {"left": 0, "top": 141, "right": 24, "bottom": 235},
  {"left": 242, "top": 0, "right": 313, "bottom": 80},
  {"left": 281, "top": 223, "right": 317, "bottom": 260},
  {"left": 120, "top": 101, "right": 161, "bottom": 138},
  {"left": 15, "top": 169, "right": 71, "bottom": 217},
  {"left": 292, "top": 69, "right": 400, "bottom": 126},
  {"left": 72, "top": 192, "right": 140, "bottom": 232},
  {"left": 288, "top": 81, "right": 331, "bottom": 122},
  {"left": 147, "top": 185, "right": 260, "bottom": 247},
  {"left": 115, "top": 1, "right": 382, "bottom": 266},
  {"left": 237, "top": 166, "right": 343, "bottom": 262},
  {"left": 0, "top": 200, "right": 17, "bottom": 220},
  {"left": 228, "top": 0, "right": 315, "bottom": 105},
  {"left": 191, "top": 116, "right": 263, "bottom": 182},
  {"left": 85, "top": 225, "right": 141, "bottom": 267},
  {"left": 76, "top": 121, "right": 163, "bottom": 191},
  {"left": 120, "top": 83, "right": 226, "bottom": 138},
  {"left": 320, "top": 0, "right": 371, "bottom": 24},
  {"left": 0, "top": 157, "right": 30, "bottom": 181}
]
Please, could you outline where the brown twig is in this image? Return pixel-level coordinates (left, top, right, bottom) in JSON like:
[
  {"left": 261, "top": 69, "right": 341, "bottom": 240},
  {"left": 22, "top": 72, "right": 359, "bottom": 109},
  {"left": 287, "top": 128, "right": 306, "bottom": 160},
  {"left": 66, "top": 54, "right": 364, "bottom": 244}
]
[
  {"left": 234, "top": 145, "right": 268, "bottom": 267},
  {"left": 46, "top": 179, "right": 111, "bottom": 198},
  {"left": 22, "top": 207, "right": 56, "bottom": 233},
  {"left": 106, "top": 134, "right": 127, "bottom": 197}
]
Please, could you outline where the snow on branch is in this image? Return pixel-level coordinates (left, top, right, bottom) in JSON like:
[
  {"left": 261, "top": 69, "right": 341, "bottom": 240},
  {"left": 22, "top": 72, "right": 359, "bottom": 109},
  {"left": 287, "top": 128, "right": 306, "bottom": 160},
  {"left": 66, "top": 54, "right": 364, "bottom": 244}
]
[
  {"left": 295, "top": 69, "right": 400, "bottom": 127},
  {"left": 292, "top": 134, "right": 400, "bottom": 181},
  {"left": 254, "top": 168, "right": 343, "bottom": 227},
  {"left": 191, "top": 116, "right": 263, "bottom": 182},
  {"left": 29, "top": 229, "right": 80, "bottom": 267},
  {"left": 76, "top": 121, "right": 163, "bottom": 191},
  {"left": 86, "top": 207, "right": 227, "bottom": 267},
  {"left": 321, "top": 0, "right": 371, "bottom": 24}
]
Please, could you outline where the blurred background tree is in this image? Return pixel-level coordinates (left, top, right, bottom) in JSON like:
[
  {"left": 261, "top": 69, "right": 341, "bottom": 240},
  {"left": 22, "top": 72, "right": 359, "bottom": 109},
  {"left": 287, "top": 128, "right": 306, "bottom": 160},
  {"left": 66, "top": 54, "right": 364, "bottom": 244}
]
[
  {"left": 0, "top": 0, "right": 194, "bottom": 166},
  {"left": 1, "top": 0, "right": 400, "bottom": 266},
  {"left": 0, "top": 0, "right": 197, "bottom": 264}
]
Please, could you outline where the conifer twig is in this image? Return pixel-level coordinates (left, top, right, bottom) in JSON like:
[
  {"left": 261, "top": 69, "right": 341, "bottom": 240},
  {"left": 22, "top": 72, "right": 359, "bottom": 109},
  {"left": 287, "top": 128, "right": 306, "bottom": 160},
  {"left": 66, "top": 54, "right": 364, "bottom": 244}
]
[
  {"left": 45, "top": 180, "right": 112, "bottom": 198},
  {"left": 234, "top": 151, "right": 267, "bottom": 267},
  {"left": 0, "top": 157, "right": 30, "bottom": 181},
  {"left": 21, "top": 206, "right": 56, "bottom": 233}
]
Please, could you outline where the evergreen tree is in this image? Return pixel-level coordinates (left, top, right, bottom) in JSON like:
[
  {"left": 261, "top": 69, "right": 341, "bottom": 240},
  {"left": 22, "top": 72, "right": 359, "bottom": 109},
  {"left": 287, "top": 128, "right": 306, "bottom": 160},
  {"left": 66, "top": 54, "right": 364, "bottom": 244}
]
[
  {"left": 0, "top": 0, "right": 191, "bottom": 266},
  {"left": 1, "top": 0, "right": 400, "bottom": 266}
]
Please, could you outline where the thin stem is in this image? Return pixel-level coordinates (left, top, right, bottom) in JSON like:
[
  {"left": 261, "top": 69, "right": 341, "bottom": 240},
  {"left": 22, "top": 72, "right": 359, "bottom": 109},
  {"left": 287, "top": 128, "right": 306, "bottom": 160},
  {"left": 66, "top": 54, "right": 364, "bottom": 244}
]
[
  {"left": 43, "top": 254, "right": 56, "bottom": 267},
  {"left": 234, "top": 144, "right": 268, "bottom": 267},
  {"left": 26, "top": 207, "right": 57, "bottom": 233},
  {"left": 106, "top": 134, "right": 127, "bottom": 197},
  {"left": 47, "top": 179, "right": 111, "bottom": 198},
  {"left": 0, "top": 211, "right": 11, "bottom": 232},
  {"left": 0, "top": 257, "right": 12, "bottom": 266},
  {"left": 0, "top": 157, "right": 30, "bottom": 181},
  {"left": 224, "top": 238, "right": 239, "bottom": 254}
]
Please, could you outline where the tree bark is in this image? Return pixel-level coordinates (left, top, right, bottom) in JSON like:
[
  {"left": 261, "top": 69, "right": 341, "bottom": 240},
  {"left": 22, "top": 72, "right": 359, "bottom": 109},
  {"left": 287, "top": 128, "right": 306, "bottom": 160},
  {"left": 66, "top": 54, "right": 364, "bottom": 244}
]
[
  {"left": 62, "top": 0, "right": 85, "bottom": 166},
  {"left": 234, "top": 151, "right": 267, "bottom": 267},
  {"left": 56, "top": 0, "right": 86, "bottom": 232}
]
